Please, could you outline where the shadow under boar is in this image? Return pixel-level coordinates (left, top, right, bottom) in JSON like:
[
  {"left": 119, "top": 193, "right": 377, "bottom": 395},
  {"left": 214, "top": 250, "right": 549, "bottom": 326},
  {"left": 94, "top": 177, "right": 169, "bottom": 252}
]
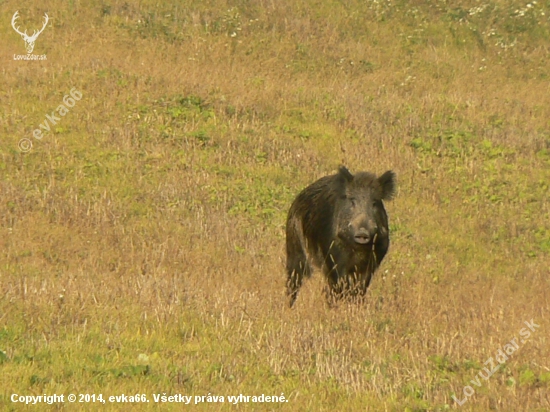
[{"left": 286, "top": 166, "right": 396, "bottom": 307}]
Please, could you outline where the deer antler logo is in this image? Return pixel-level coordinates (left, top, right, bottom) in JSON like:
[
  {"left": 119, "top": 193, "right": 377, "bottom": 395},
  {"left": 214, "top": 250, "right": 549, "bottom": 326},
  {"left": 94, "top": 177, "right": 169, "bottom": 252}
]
[{"left": 11, "top": 11, "right": 49, "bottom": 54}]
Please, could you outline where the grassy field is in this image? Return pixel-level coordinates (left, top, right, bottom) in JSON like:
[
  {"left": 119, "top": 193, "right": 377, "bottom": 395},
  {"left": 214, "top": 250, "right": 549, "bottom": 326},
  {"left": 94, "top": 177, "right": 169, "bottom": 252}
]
[{"left": 1, "top": 0, "right": 549, "bottom": 410}]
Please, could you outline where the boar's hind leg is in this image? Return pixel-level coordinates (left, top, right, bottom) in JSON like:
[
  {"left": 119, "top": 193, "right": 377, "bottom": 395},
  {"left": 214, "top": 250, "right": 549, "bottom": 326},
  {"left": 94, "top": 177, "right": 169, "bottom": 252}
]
[{"left": 286, "top": 251, "right": 311, "bottom": 308}]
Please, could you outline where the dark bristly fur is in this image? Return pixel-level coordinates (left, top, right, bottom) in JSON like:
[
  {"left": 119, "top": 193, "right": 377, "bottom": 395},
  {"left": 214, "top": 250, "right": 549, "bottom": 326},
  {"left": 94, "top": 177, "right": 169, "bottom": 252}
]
[{"left": 286, "top": 166, "right": 396, "bottom": 307}]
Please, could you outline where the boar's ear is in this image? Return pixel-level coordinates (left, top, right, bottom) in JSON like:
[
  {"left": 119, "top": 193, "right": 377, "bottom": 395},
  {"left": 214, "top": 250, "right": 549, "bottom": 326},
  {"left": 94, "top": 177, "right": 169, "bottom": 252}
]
[
  {"left": 378, "top": 170, "right": 396, "bottom": 200},
  {"left": 337, "top": 166, "right": 354, "bottom": 183}
]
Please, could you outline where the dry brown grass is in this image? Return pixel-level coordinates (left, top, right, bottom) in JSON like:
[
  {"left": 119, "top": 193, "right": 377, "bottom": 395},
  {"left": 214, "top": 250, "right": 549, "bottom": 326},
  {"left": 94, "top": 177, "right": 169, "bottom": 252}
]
[{"left": 1, "top": 0, "right": 549, "bottom": 410}]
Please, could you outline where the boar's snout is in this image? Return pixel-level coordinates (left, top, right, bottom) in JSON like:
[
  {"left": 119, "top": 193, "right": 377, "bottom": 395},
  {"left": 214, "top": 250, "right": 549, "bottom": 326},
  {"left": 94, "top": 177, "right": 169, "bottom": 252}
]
[{"left": 354, "top": 227, "right": 377, "bottom": 245}]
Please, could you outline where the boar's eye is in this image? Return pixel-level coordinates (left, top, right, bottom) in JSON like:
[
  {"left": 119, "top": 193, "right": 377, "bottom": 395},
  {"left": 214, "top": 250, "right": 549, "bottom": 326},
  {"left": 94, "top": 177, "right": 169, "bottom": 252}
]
[{"left": 349, "top": 198, "right": 357, "bottom": 206}]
